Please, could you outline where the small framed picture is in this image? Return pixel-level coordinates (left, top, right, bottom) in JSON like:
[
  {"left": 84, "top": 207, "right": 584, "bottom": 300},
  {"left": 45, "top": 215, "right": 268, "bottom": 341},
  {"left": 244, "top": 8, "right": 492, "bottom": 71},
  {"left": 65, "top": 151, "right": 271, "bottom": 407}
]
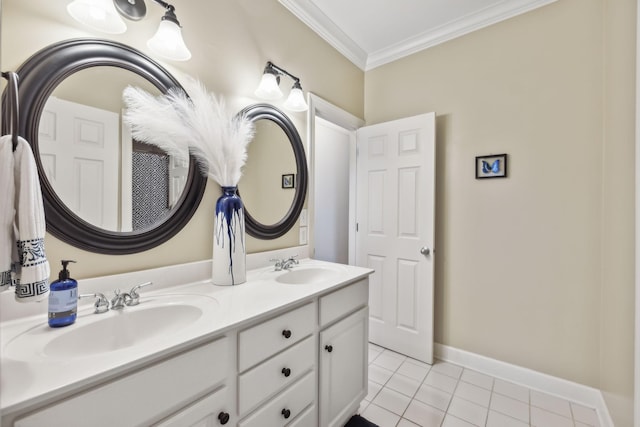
[
  {"left": 475, "top": 154, "right": 508, "bottom": 179},
  {"left": 282, "top": 174, "right": 295, "bottom": 189}
]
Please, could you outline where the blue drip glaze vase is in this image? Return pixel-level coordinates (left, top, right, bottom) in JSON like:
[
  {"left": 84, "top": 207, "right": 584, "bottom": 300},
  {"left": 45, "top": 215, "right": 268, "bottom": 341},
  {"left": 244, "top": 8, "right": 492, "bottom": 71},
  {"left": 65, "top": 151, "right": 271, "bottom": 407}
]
[{"left": 212, "top": 186, "right": 246, "bottom": 286}]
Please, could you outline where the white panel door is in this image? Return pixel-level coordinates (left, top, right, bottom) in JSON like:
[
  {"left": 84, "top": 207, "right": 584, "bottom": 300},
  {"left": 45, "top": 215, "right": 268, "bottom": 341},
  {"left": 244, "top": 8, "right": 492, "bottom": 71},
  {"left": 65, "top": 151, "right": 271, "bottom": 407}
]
[
  {"left": 39, "top": 97, "right": 119, "bottom": 230},
  {"left": 356, "top": 113, "right": 436, "bottom": 363}
]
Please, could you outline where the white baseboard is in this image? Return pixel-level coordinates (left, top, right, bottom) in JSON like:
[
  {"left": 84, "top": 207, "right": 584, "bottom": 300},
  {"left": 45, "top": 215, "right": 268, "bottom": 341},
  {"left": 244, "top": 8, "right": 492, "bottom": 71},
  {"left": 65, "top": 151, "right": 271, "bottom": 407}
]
[{"left": 434, "top": 343, "right": 614, "bottom": 427}]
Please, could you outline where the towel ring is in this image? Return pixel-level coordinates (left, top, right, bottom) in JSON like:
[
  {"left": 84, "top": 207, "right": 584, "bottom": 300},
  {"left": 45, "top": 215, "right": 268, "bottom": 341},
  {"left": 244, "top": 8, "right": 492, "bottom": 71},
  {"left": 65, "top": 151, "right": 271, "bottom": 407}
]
[{"left": 1, "top": 71, "right": 20, "bottom": 152}]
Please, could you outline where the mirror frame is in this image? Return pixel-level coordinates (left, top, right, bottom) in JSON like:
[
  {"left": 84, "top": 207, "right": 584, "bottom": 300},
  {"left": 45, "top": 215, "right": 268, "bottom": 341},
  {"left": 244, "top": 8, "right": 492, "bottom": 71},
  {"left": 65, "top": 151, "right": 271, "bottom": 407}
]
[
  {"left": 240, "top": 104, "right": 308, "bottom": 239},
  {"left": 2, "top": 38, "right": 207, "bottom": 254}
]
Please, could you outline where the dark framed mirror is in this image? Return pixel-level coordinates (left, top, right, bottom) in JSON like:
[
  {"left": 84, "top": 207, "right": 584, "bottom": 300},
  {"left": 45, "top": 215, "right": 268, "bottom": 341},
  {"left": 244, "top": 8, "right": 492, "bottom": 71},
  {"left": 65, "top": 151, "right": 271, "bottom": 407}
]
[
  {"left": 239, "top": 104, "right": 308, "bottom": 239},
  {"left": 2, "top": 38, "right": 207, "bottom": 254}
]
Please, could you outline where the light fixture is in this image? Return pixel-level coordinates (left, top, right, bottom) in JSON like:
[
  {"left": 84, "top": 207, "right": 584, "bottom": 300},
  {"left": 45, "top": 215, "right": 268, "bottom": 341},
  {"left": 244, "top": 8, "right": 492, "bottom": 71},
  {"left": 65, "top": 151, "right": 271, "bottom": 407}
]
[
  {"left": 67, "top": 0, "right": 191, "bottom": 61},
  {"left": 254, "top": 61, "right": 308, "bottom": 112}
]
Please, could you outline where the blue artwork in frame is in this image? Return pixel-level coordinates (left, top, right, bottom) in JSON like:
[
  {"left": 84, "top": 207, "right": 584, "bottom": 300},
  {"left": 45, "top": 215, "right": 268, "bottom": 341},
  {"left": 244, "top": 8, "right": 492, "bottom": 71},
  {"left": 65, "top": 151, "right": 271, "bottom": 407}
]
[{"left": 475, "top": 154, "right": 508, "bottom": 179}]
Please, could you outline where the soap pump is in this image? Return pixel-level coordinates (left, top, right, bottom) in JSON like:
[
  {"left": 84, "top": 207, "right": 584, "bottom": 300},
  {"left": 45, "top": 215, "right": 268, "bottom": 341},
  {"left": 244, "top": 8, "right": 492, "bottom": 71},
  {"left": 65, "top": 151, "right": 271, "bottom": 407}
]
[{"left": 48, "top": 260, "right": 78, "bottom": 328}]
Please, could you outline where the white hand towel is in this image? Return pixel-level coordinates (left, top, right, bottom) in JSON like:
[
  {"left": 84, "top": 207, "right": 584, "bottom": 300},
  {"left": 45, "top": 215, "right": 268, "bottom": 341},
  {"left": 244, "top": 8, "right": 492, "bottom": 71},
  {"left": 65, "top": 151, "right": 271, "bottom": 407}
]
[
  {"left": 13, "top": 137, "right": 50, "bottom": 302},
  {"left": 0, "top": 136, "right": 15, "bottom": 291}
]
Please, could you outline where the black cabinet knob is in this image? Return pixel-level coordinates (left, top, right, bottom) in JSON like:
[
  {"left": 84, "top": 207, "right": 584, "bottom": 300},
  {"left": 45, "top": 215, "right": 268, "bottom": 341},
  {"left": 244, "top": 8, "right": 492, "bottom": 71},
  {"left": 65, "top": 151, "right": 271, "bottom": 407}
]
[
  {"left": 282, "top": 329, "right": 292, "bottom": 339},
  {"left": 281, "top": 367, "right": 291, "bottom": 377},
  {"left": 325, "top": 344, "right": 333, "bottom": 353},
  {"left": 282, "top": 408, "right": 291, "bottom": 419},
  {"left": 218, "top": 412, "right": 230, "bottom": 425}
]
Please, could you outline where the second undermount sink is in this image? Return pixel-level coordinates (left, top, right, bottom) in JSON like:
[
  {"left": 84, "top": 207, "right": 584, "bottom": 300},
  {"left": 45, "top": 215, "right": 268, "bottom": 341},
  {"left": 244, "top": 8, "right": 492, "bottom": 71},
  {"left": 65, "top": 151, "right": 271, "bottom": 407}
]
[
  {"left": 274, "top": 264, "right": 347, "bottom": 285},
  {"left": 5, "top": 295, "right": 218, "bottom": 360}
]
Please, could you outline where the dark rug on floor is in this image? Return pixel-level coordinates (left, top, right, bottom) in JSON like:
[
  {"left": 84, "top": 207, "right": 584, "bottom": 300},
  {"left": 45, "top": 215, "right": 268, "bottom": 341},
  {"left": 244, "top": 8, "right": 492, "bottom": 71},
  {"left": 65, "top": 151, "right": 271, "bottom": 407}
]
[{"left": 344, "top": 414, "right": 379, "bottom": 427}]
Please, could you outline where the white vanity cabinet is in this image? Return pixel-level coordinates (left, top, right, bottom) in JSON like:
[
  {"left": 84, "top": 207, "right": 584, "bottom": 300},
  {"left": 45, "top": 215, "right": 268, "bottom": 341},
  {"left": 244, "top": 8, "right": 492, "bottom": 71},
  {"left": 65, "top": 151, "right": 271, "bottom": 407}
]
[
  {"left": 3, "top": 273, "right": 371, "bottom": 427},
  {"left": 319, "top": 280, "right": 369, "bottom": 427},
  {"left": 13, "top": 336, "right": 233, "bottom": 427}
]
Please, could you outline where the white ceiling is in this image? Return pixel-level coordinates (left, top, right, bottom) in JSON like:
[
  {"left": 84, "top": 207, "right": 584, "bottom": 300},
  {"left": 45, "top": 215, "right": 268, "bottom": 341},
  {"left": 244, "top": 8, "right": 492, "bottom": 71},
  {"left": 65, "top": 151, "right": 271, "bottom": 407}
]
[{"left": 278, "top": 0, "right": 557, "bottom": 70}]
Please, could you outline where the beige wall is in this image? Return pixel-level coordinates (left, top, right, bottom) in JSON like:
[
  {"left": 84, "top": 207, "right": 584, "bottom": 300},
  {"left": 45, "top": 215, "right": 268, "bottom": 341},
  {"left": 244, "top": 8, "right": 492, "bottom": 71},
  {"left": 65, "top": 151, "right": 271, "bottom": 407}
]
[
  {"left": 1, "top": 0, "right": 364, "bottom": 279},
  {"left": 365, "top": 0, "right": 634, "bottom": 406}
]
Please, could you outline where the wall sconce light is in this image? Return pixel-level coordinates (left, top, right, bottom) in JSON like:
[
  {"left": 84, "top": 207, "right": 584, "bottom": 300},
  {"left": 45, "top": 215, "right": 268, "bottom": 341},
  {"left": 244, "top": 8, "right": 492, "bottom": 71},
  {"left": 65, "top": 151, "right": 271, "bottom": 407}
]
[
  {"left": 67, "top": 0, "right": 191, "bottom": 61},
  {"left": 254, "top": 61, "right": 308, "bottom": 112}
]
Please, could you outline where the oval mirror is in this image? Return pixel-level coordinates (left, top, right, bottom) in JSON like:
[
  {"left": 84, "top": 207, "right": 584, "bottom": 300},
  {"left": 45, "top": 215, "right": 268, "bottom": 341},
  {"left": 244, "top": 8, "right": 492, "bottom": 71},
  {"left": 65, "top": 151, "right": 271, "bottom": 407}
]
[
  {"left": 2, "top": 38, "right": 207, "bottom": 254},
  {"left": 238, "top": 104, "right": 308, "bottom": 239}
]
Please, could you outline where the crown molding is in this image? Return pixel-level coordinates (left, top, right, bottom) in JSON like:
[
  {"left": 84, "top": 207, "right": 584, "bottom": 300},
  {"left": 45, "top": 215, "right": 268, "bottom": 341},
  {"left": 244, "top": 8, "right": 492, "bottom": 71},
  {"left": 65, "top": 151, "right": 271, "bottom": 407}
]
[{"left": 279, "top": 0, "right": 558, "bottom": 71}]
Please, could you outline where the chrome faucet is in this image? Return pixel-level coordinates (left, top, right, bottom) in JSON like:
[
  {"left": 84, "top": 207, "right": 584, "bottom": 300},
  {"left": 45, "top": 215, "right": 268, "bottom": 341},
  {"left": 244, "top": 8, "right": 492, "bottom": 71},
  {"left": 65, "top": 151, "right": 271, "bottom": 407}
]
[
  {"left": 79, "top": 292, "right": 110, "bottom": 314},
  {"left": 127, "top": 281, "right": 153, "bottom": 306},
  {"left": 110, "top": 289, "right": 132, "bottom": 310},
  {"left": 281, "top": 256, "right": 299, "bottom": 270}
]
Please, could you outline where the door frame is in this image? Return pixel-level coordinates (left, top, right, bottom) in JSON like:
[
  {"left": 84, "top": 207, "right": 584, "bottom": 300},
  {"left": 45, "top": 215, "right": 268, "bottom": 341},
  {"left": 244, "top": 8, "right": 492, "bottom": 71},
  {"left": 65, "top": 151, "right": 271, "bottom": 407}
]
[{"left": 307, "top": 94, "right": 364, "bottom": 264}]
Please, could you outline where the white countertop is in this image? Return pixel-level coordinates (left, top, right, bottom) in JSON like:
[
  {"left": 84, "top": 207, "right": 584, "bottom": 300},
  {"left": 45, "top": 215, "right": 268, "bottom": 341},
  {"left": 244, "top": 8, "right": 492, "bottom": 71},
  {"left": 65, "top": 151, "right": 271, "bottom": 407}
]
[{"left": 0, "top": 257, "right": 372, "bottom": 416}]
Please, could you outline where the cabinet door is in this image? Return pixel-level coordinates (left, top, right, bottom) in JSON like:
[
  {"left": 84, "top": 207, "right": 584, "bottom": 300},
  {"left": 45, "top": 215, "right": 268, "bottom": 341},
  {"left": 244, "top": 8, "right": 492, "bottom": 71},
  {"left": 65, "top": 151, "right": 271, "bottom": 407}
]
[
  {"left": 156, "top": 386, "right": 232, "bottom": 427},
  {"left": 319, "top": 307, "right": 368, "bottom": 427}
]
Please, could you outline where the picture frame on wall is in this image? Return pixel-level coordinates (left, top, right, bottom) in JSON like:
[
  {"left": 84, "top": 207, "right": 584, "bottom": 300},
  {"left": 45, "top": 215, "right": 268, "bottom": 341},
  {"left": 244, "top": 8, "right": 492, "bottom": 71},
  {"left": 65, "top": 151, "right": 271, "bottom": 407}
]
[
  {"left": 282, "top": 174, "right": 295, "bottom": 189},
  {"left": 475, "top": 154, "right": 508, "bottom": 179}
]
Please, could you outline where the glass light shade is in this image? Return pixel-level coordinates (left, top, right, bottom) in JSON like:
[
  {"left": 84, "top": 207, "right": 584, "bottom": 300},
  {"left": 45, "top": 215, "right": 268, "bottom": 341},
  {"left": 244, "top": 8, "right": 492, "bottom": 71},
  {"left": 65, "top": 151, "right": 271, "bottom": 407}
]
[
  {"left": 283, "top": 87, "right": 308, "bottom": 112},
  {"left": 147, "top": 20, "right": 192, "bottom": 61},
  {"left": 67, "top": 0, "right": 127, "bottom": 34},
  {"left": 254, "top": 73, "right": 283, "bottom": 100}
]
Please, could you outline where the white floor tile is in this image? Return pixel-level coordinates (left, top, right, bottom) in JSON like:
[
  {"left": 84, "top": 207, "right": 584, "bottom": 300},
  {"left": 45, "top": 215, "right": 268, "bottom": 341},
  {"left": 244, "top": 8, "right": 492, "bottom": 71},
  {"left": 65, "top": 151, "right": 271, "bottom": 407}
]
[
  {"left": 454, "top": 381, "right": 491, "bottom": 407},
  {"left": 493, "top": 379, "right": 529, "bottom": 403},
  {"left": 424, "top": 370, "right": 459, "bottom": 394},
  {"left": 369, "top": 348, "right": 382, "bottom": 364},
  {"left": 571, "top": 402, "right": 600, "bottom": 426},
  {"left": 372, "top": 386, "right": 411, "bottom": 415},
  {"left": 447, "top": 396, "right": 488, "bottom": 426},
  {"left": 369, "top": 343, "right": 384, "bottom": 353},
  {"left": 369, "top": 364, "right": 395, "bottom": 385},
  {"left": 486, "top": 410, "right": 529, "bottom": 427},
  {"left": 373, "top": 350, "right": 406, "bottom": 371},
  {"left": 530, "top": 406, "right": 573, "bottom": 427},
  {"left": 397, "top": 418, "right": 421, "bottom": 427},
  {"left": 358, "top": 399, "right": 370, "bottom": 414},
  {"left": 431, "top": 360, "right": 463, "bottom": 379},
  {"left": 386, "top": 372, "right": 421, "bottom": 397},
  {"left": 441, "top": 414, "right": 477, "bottom": 427},
  {"left": 403, "top": 399, "right": 446, "bottom": 427},
  {"left": 362, "top": 403, "right": 401, "bottom": 427},
  {"left": 531, "top": 390, "right": 572, "bottom": 418},
  {"left": 414, "top": 384, "right": 453, "bottom": 411},
  {"left": 397, "top": 360, "right": 430, "bottom": 382},
  {"left": 366, "top": 380, "right": 383, "bottom": 402},
  {"left": 490, "top": 392, "right": 529, "bottom": 423},
  {"left": 460, "top": 369, "right": 494, "bottom": 390}
]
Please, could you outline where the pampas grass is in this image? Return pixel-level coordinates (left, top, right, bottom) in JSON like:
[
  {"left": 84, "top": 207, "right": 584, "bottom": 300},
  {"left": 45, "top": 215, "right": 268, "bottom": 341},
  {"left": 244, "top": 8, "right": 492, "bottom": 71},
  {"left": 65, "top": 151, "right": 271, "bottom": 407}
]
[{"left": 122, "top": 77, "right": 255, "bottom": 187}]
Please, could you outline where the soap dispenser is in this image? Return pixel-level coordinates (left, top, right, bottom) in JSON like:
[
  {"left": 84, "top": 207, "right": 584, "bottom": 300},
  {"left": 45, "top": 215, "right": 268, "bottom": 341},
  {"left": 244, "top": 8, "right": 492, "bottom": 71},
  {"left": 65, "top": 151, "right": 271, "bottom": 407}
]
[{"left": 48, "top": 260, "right": 78, "bottom": 328}]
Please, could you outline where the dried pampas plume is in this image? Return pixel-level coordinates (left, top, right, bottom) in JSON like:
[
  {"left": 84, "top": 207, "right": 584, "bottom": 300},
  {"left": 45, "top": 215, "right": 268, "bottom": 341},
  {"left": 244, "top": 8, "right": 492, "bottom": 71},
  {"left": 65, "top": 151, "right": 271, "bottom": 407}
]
[{"left": 122, "top": 77, "right": 255, "bottom": 187}]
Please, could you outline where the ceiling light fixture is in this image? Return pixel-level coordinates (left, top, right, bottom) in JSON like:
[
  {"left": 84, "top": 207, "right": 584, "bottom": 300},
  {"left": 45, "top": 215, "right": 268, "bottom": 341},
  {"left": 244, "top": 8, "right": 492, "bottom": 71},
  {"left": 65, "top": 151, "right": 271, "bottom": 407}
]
[
  {"left": 67, "top": 0, "right": 191, "bottom": 61},
  {"left": 254, "top": 61, "right": 308, "bottom": 112}
]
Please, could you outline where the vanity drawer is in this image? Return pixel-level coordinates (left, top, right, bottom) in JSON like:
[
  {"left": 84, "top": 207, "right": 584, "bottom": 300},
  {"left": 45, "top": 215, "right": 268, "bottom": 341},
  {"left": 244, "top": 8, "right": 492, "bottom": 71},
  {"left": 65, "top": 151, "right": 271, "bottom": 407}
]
[
  {"left": 319, "top": 279, "right": 368, "bottom": 327},
  {"left": 238, "top": 371, "right": 315, "bottom": 427},
  {"left": 238, "top": 302, "right": 315, "bottom": 371},
  {"left": 288, "top": 404, "right": 317, "bottom": 427},
  {"left": 15, "top": 337, "right": 230, "bottom": 427},
  {"left": 239, "top": 335, "right": 315, "bottom": 416},
  {"left": 156, "top": 386, "right": 231, "bottom": 427}
]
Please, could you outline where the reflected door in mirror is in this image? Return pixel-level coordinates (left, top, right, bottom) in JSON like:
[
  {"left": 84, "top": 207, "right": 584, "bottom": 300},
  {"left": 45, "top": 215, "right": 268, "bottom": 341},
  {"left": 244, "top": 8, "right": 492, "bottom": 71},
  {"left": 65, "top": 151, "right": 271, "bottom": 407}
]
[{"left": 39, "top": 96, "right": 119, "bottom": 230}]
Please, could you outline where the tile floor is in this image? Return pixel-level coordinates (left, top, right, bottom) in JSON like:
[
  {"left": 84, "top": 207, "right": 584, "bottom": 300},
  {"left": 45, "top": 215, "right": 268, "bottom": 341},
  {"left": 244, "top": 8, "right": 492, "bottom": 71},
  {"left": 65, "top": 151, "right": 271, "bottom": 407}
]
[{"left": 359, "top": 343, "right": 601, "bottom": 427}]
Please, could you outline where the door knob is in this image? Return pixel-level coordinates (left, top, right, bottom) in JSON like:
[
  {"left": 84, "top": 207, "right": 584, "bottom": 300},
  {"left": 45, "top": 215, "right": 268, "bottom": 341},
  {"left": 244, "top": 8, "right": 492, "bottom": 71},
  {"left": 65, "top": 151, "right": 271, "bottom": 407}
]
[{"left": 420, "top": 246, "right": 430, "bottom": 256}]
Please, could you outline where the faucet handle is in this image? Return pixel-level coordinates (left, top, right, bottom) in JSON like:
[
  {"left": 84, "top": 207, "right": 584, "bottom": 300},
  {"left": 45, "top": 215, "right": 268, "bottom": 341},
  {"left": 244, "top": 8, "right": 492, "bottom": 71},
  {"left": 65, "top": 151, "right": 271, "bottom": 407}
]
[
  {"left": 270, "top": 258, "right": 284, "bottom": 271},
  {"left": 79, "top": 293, "right": 110, "bottom": 314},
  {"left": 128, "top": 281, "right": 153, "bottom": 306},
  {"left": 287, "top": 255, "right": 299, "bottom": 264}
]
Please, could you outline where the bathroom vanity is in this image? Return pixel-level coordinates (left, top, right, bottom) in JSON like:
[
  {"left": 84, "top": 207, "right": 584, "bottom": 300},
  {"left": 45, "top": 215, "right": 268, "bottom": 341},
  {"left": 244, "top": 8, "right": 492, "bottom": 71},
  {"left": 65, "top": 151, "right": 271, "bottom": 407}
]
[{"left": 0, "top": 257, "right": 372, "bottom": 427}]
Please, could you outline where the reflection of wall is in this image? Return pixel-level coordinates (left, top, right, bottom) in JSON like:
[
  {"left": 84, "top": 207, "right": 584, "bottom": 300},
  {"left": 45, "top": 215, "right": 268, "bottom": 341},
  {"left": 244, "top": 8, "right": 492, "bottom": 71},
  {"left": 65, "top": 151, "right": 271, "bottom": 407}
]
[
  {"left": 1, "top": 0, "right": 364, "bottom": 279},
  {"left": 365, "top": 0, "right": 634, "bottom": 424},
  {"left": 240, "top": 120, "right": 296, "bottom": 225}
]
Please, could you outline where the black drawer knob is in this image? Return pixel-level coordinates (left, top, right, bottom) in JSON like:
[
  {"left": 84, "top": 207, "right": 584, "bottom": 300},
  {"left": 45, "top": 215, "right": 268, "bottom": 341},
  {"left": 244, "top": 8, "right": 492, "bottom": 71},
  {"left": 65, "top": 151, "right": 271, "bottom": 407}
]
[
  {"left": 282, "top": 329, "right": 292, "bottom": 339},
  {"left": 282, "top": 408, "right": 291, "bottom": 419},
  {"left": 325, "top": 344, "right": 333, "bottom": 353},
  {"left": 218, "top": 412, "right": 230, "bottom": 425},
  {"left": 282, "top": 367, "right": 291, "bottom": 377}
]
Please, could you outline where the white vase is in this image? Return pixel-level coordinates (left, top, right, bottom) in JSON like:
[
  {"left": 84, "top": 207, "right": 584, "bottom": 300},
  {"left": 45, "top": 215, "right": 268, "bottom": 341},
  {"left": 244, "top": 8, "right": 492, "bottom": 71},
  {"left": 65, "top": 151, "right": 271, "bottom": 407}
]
[{"left": 212, "top": 186, "right": 246, "bottom": 286}]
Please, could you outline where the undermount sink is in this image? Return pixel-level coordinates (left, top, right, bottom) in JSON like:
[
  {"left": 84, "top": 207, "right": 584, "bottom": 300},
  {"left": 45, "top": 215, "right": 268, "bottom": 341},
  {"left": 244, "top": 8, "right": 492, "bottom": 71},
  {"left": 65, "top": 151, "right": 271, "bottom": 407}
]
[
  {"left": 274, "top": 265, "right": 347, "bottom": 285},
  {"left": 5, "top": 295, "right": 217, "bottom": 360}
]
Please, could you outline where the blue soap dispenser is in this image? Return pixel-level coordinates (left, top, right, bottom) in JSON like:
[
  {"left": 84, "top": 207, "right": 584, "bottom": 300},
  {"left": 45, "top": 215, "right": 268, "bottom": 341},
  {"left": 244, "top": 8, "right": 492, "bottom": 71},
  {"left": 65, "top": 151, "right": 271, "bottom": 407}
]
[{"left": 48, "top": 260, "right": 78, "bottom": 328}]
